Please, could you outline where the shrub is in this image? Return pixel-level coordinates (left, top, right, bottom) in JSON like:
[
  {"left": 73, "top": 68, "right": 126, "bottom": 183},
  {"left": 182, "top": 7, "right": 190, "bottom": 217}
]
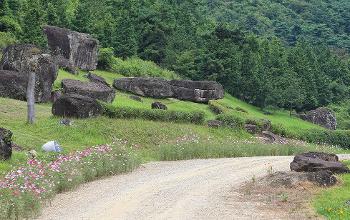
[
  {"left": 208, "top": 100, "right": 226, "bottom": 114},
  {"left": 302, "top": 129, "right": 350, "bottom": 149},
  {"left": 111, "top": 57, "right": 179, "bottom": 79},
  {"left": 102, "top": 104, "right": 205, "bottom": 125},
  {"left": 216, "top": 114, "right": 245, "bottom": 129},
  {"left": 98, "top": 47, "right": 115, "bottom": 70}
]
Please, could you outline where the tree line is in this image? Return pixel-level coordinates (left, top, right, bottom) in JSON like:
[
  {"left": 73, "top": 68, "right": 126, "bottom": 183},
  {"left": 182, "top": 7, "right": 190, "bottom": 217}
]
[{"left": 1, "top": 0, "right": 350, "bottom": 112}]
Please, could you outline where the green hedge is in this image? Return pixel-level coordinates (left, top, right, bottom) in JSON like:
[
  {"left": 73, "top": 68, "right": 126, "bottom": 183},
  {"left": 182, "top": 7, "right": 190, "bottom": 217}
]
[
  {"left": 302, "top": 129, "right": 350, "bottom": 149},
  {"left": 216, "top": 114, "right": 245, "bottom": 129},
  {"left": 102, "top": 104, "right": 205, "bottom": 124},
  {"left": 208, "top": 100, "right": 226, "bottom": 114}
]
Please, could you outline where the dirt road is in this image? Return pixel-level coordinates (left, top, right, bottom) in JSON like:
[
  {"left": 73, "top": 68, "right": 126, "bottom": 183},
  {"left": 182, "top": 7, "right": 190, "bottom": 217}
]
[{"left": 38, "top": 155, "right": 349, "bottom": 220}]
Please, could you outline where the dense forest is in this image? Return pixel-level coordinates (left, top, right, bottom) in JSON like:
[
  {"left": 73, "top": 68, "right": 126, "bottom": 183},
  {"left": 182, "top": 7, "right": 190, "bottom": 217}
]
[{"left": 1, "top": 0, "right": 350, "bottom": 112}]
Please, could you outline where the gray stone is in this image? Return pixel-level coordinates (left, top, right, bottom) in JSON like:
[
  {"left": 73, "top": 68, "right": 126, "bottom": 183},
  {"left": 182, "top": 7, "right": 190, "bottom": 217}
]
[
  {"left": 113, "top": 77, "right": 224, "bottom": 103},
  {"left": 51, "top": 90, "right": 62, "bottom": 103},
  {"left": 245, "top": 124, "right": 259, "bottom": 134},
  {"left": 0, "top": 70, "right": 28, "bottom": 101},
  {"left": 62, "top": 79, "right": 115, "bottom": 103},
  {"left": 299, "top": 107, "right": 337, "bottom": 130},
  {"left": 290, "top": 152, "right": 349, "bottom": 174},
  {"left": 43, "top": 25, "right": 98, "bottom": 71},
  {"left": 208, "top": 120, "right": 223, "bottom": 128},
  {"left": 0, "top": 128, "right": 12, "bottom": 160},
  {"left": 113, "top": 77, "right": 173, "bottom": 98},
  {"left": 0, "top": 44, "right": 58, "bottom": 102},
  {"left": 52, "top": 93, "right": 103, "bottom": 118},
  {"left": 170, "top": 80, "right": 224, "bottom": 103},
  {"left": 151, "top": 102, "right": 167, "bottom": 110},
  {"left": 265, "top": 171, "right": 337, "bottom": 188},
  {"left": 87, "top": 72, "right": 109, "bottom": 87}
]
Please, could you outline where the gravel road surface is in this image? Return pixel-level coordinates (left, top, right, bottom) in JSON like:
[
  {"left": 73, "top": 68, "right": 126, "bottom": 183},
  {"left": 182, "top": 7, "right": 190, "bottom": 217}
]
[{"left": 38, "top": 155, "right": 350, "bottom": 220}]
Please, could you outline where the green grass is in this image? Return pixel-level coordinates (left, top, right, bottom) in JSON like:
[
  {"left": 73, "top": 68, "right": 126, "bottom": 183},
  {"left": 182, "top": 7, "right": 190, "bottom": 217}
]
[
  {"left": 314, "top": 161, "right": 350, "bottom": 219},
  {"left": 216, "top": 94, "right": 322, "bottom": 137}
]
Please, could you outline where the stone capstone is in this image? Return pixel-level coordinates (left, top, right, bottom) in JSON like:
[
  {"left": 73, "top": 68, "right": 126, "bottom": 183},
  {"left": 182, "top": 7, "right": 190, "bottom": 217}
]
[
  {"left": 0, "top": 44, "right": 58, "bottom": 102},
  {"left": 299, "top": 107, "right": 337, "bottom": 130},
  {"left": 113, "top": 78, "right": 173, "bottom": 98},
  {"left": 290, "top": 152, "right": 349, "bottom": 174},
  {"left": 43, "top": 25, "right": 98, "bottom": 71},
  {"left": 52, "top": 93, "right": 103, "bottom": 118},
  {"left": 113, "top": 77, "right": 224, "bottom": 103},
  {"left": 62, "top": 79, "right": 115, "bottom": 103},
  {"left": 0, "top": 128, "right": 12, "bottom": 160}
]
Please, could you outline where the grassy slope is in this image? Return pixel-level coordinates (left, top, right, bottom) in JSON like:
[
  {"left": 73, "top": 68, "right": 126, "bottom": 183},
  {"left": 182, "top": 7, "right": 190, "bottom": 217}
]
[
  {"left": 0, "top": 69, "right": 346, "bottom": 174},
  {"left": 314, "top": 161, "right": 350, "bottom": 219}
]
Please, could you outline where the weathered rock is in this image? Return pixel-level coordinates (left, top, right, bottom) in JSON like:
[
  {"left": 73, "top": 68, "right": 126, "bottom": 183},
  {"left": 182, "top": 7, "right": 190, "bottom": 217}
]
[
  {"left": 43, "top": 25, "right": 98, "bottom": 71},
  {"left": 113, "top": 77, "right": 224, "bottom": 103},
  {"left": 265, "top": 171, "right": 337, "bottom": 188},
  {"left": 0, "top": 44, "right": 58, "bottom": 102},
  {"left": 0, "top": 128, "right": 12, "bottom": 160},
  {"left": 51, "top": 90, "right": 62, "bottom": 103},
  {"left": 299, "top": 107, "right": 337, "bottom": 130},
  {"left": 87, "top": 73, "right": 109, "bottom": 87},
  {"left": 59, "top": 118, "right": 73, "bottom": 126},
  {"left": 0, "top": 70, "right": 28, "bottom": 101},
  {"left": 208, "top": 120, "right": 223, "bottom": 128},
  {"left": 261, "top": 131, "right": 277, "bottom": 143},
  {"left": 245, "top": 124, "right": 259, "bottom": 134},
  {"left": 290, "top": 152, "right": 349, "bottom": 174},
  {"left": 62, "top": 79, "right": 115, "bottom": 103},
  {"left": 260, "top": 119, "right": 272, "bottom": 131},
  {"left": 113, "top": 78, "right": 173, "bottom": 98},
  {"left": 151, "top": 102, "right": 167, "bottom": 110},
  {"left": 129, "top": 95, "right": 143, "bottom": 102},
  {"left": 170, "top": 80, "right": 224, "bottom": 103},
  {"left": 52, "top": 93, "right": 103, "bottom": 118}
]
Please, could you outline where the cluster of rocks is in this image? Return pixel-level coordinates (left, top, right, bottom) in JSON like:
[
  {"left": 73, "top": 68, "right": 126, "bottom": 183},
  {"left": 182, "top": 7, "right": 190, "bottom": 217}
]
[
  {"left": 299, "top": 107, "right": 337, "bottom": 130},
  {"left": 289, "top": 152, "right": 349, "bottom": 186},
  {"left": 0, "top": 44, "right": 58, "bottom": 103},
  {"left": 0, "top": 26, "right": 99, "bottom": 104},
  {"left": 52, "top": 74, "right": 115, "bottom": 118},
  {"left": 113, "top": 77, "right": 224, "bottom": 103},
  {"left": 43, "top": 26, "right": 98, "bottom": 73}
]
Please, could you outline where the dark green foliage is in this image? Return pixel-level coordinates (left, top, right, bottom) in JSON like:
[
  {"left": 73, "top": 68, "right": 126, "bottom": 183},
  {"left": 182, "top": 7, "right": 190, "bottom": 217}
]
[
  {"left": 302, "top": 130, "right": 350, "bottom": 149},
  {"left": 2, "top": 0, "right": 350, "bottom": 112},
  {"left": 101, "top": 104, "right": 205, "bottom": 125},
  {"left": 216, "top": 114, "right": 245, "bottom": 129},
  {"left": 98, "top": 48, "right": 115, "bottom": 70}
]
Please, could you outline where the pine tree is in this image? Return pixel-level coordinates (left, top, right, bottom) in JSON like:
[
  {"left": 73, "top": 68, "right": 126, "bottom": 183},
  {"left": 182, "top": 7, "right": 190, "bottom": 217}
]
[
  {"left": 22, "top": 0, "right": 46, "bottom": 47},
  {"left": 47, "top": 2, "right": 59, "bottom": 26}
]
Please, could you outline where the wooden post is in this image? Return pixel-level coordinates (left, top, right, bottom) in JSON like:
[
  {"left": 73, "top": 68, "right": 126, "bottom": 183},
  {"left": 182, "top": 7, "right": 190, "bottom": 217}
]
[{"left": 27, "top": 72, "right": 36, "bottom": 124}]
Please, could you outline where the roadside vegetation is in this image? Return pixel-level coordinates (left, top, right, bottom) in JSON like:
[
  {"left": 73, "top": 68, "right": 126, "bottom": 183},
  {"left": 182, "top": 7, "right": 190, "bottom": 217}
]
[{"left": 314, "top": 161, "right": 350, "bottom": 219}]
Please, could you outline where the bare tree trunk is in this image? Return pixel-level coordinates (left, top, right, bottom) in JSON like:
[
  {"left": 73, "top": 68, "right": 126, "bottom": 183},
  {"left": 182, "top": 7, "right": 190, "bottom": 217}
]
[{"left": 27, "top": 72, "right": 36, "bottom": 124}]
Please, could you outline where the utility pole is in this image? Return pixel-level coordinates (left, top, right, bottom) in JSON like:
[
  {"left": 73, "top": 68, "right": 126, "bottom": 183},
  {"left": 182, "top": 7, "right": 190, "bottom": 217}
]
[{"left": 27, "top": 72, "right": 36, "bottom": 124}]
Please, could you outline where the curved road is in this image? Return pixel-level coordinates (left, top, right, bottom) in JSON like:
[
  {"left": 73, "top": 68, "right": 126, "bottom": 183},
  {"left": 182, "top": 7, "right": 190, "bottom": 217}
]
[{"left": 38, "top": 155, "right": 350, "bottom": 220}]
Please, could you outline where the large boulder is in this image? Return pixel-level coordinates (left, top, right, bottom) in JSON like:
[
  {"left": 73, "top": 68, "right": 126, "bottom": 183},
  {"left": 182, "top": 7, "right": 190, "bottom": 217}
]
[
  {"left": 0, "top": 70, "right": 28, "bottom": 101},
  {"left": 299, "top": 107, "right": 337, "bottom": 130},
  {"left": 43, "top": 25, "right": 98, "bottom": 71},
  {"left": 52, "top": 93, "right": 103, "bottom": 118},
  {"left": 113, "top": 77, "right": 224, "bottom": 103},
  {"left": 113, "top": 78, "right": 173, "bottom": 98},
  {"left": 0, "top": 128, "right": 12, "bottom": 160},
  {"left": 290, "top": 152, "right": 349, "bottom": 174},
  {"left": 170, "top": 80, "right": 224, "bottom": 103},
  {"left": 0, "top": 44, "right": 58, "bottom": 102},
  {"left": 62, "top": 79, "right": 115, "bottom": 103}
]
